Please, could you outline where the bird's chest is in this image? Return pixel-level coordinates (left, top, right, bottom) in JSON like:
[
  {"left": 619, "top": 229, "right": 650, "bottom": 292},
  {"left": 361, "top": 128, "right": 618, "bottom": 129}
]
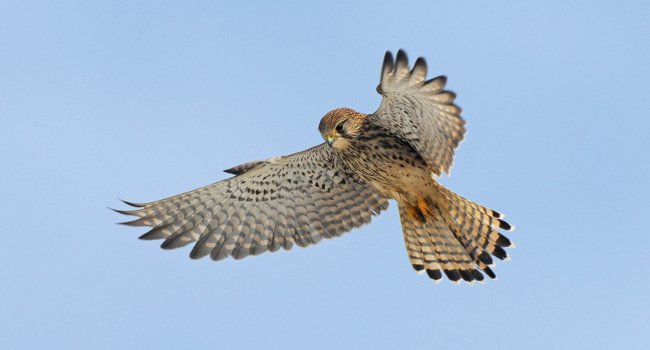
[{"left": 339, "top": 134, "right": 432, "bottom": 200}]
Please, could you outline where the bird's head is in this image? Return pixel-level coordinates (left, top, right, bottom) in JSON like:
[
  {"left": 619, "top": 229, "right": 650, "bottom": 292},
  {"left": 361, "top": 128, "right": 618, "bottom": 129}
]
[{"left": 318, "top": 108, "right": 366, "bottom": 150}]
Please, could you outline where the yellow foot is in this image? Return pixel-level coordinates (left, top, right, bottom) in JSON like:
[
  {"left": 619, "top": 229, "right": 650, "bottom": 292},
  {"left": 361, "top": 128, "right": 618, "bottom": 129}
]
[
  {"left": 418, "top": 197, "right": 436, "bottom": 217},
  {"left": 406, "top": 203, "right": 426, "bottom": 223}
]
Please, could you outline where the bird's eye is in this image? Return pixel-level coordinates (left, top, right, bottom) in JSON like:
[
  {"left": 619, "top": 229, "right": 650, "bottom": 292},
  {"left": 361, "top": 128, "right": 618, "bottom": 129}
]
[{"left": 335, "top": 124, "right": 344, "bottom": 133}]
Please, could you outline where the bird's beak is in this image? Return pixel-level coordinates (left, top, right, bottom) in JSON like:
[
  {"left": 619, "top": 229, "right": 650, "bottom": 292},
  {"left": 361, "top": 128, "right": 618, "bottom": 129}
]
[{"left": 325, "top": 134, "right": 335, "bottom": 146}]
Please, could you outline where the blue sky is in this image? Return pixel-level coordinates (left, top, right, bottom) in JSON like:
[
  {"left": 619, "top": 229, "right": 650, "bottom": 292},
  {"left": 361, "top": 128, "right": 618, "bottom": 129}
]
[{"left": 2, "top": 1, "right": 649, "bottom": 349}]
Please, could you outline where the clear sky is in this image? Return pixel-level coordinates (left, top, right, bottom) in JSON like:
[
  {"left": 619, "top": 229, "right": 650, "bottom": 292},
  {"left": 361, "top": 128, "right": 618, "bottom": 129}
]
[{"left": 2, "top": 1, "right": 649, "bottom": 349}]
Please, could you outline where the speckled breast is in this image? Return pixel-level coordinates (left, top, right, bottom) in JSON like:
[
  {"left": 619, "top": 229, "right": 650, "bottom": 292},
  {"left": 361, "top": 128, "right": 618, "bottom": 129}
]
[{"left": 338, "top": 126, "right": 432, "bottom": 199}]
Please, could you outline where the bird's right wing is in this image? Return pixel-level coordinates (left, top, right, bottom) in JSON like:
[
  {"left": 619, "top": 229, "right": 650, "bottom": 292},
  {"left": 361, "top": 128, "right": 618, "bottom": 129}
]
[
  {"left": 371, "top": 50, "right": 466, "bottom": 176},
  {"left": 115, "top": 143, "right": 389, "bottom": 261}
]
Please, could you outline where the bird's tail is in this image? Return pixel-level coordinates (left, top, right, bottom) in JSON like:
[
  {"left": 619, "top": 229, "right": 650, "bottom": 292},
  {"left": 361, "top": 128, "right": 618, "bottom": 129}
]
[{"left": 397, "top": 184, "right": 514, "bottom": 283}]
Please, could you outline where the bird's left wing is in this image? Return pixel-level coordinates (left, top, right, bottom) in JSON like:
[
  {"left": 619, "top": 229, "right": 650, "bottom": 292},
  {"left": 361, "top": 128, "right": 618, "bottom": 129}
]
[
  {"left": 115, "top": 143, "right": 389, "bottom": 261},
  {"left": 371, "top": 50, "right": 466, "bottom": 176}
]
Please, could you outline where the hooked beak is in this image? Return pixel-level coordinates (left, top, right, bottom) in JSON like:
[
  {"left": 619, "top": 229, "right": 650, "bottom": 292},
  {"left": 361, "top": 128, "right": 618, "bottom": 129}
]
[{"left": 325, "top": 133, "right": 335, "bottom": 146}]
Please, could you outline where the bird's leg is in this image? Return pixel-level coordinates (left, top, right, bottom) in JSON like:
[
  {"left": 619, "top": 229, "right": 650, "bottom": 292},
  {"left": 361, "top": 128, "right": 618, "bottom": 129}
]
[
  {"left": 417, "top": 197, "right": 436, "bottom": 218},
  {"left": 405, "top": 201, "right": 427, "bottom": 223}
]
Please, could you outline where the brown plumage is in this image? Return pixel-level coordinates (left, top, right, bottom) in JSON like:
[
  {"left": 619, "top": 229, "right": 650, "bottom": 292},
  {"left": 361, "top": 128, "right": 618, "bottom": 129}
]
[{"left": 115, "top": 49, "right": 515, "bottom": 284}]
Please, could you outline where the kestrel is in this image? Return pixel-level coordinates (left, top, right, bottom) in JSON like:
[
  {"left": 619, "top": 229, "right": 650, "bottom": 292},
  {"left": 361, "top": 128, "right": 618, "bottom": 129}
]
[{"left": 115, "top": 50, "right": 515, "bottom": 284}]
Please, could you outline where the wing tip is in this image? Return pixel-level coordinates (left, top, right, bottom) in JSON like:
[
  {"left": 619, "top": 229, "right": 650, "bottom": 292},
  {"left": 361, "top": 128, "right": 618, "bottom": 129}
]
[
  {"left": 395, "top": 49, "right": 408, "bottom": 68},
  {"left": 381, "top": 50, "right": 395, "bottom": 77},
  {"left": 117, "top": 219, "right": 144, "bottom": 227},
  {"left": 223, "top": 167, "right": 241, "bottom": 175},
  {"left": 109, "top": 207, "right": 141, "bottom": 216},
  {"left": 412, "top": 56, "right": 428, "bottom": 76},
  {"left": 423, "top": 75, "right": 448, "bottom": 90},
  {"left": 382, "top": 49, "right": 409, "bottom": 78},
  {"left": 119, "top": 198, "right": 146, "bottom": 208}
]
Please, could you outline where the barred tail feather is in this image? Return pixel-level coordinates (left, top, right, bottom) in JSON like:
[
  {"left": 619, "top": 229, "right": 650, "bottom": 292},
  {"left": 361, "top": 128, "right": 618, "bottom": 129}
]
[
  {"left": 398, "top": 202, "right": 481, "bottom": 284},
  {"left": 398, "top": 186, "right": 514, "bottom": 284},
  {"left": 439, "top": 185, "right": 514, "bottom": 278}
]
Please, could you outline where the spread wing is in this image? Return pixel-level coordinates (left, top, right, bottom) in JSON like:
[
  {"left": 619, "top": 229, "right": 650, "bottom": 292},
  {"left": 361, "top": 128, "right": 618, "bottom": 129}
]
[
  {"left": 371, "top": 49, "right": 466, "bottom": 176},
  {"left": 114, "top": 143, "right": 389, "bottom": 261}
]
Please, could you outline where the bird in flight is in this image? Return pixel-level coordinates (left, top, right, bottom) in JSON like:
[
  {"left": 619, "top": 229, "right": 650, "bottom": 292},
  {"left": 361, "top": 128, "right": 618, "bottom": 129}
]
[{"left": 115, "top": 50, "right": 515, "bottom": 284}]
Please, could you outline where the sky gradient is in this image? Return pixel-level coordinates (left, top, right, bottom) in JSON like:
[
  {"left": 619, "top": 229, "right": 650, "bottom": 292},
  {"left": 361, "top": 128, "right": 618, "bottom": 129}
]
[{"left": 2, "top": 1, "right": 649, "bottom": 349}]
